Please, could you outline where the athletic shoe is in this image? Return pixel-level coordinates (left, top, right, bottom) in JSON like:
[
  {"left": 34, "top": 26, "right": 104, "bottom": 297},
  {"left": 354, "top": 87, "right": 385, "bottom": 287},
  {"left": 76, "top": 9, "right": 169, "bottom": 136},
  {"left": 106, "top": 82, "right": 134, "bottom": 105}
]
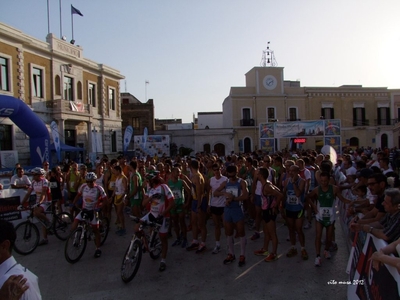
[
  {"left": 159, "top": 262, "right": 166, "bottom": 272},
  {"left": 303, "top": 222, "right": 312, "bottom": 229},
  {"left": 223, "top": 254, "right": 236, "bottom": 264},
  {"left": 301, "top": 249, "right": 309, "bottom": 260},
  {"left": 196, "top": 245, "right": 206, "bottom": 254},
  {"left": 264, "top": 253, "right": 278, "bottom": 262},
  {"left": 315, "top": 256, "right": 321, "bottom": 267},
  {"left": 329, "top": 242, "right": 338, "bottom": 252},
  {"left": 186, "top": 242, "right": 199, "bottom": 251},
  {"left": 286, "top": 248, "right": 297, "bottom": 257},
  {"left": 238, "top": 255, "right": 246, "bottom": 267},
  {"left": 94, "top": 249, "right": 102, "bottom": 258},
  {"left": 212, "top": 245, "right": 221, "bottom": 254},
  {"left": 254, "top": 248, "right": 269, "bottom": 256},
  {"left": 250, "top": 232, "right": 260, "bottom": 240},
  {"left": 171, "top": 239, "right": 181, "bottom": 247},
  {"left": 38, "top": 239, "right": 48, "bottom": 246},
  {"left": 324, "top": 250, "right": 331, "bottom": 259},
  {"left": 181, "top": 238, "right": 188, "bottom": 248}
]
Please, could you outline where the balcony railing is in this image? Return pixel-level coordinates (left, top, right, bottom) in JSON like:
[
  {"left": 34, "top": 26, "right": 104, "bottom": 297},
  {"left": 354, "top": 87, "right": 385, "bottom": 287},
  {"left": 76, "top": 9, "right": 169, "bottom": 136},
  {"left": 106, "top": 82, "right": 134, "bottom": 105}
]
[
  {"left": 45, "top": 99, "right": 91, "bottom": 114},
  {"left": 240, "top": 119, "right": 255, "bottom": 126},
  {"left": 352, "top": 119, "right": 369, "bottom": 126},
  {"left": 286, "top": 118, "right": 301, "bottom": 121},
  {"left": 373, "top": 119, "right": 400, "bottom": 126}
]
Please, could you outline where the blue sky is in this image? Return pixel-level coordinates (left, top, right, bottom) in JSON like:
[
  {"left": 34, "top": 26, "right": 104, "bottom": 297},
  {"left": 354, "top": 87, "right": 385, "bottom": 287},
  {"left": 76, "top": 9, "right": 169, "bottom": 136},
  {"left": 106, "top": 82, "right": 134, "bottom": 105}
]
[{"left": 2, "top": 0, "right": 400, "bottom": 122}]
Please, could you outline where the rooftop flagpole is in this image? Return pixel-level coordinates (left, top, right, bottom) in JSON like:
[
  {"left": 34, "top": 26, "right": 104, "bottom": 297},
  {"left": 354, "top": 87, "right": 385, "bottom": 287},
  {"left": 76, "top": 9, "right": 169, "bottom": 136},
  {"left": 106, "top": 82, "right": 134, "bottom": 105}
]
[
  {"left": 70, "top": 5, "right": 83, "bottom": 44},
  {"left": 59, "top": 0, "right": 63, "bottom": 38},
  {"left": 47, "top": 0, "right": 50, "bottom": 34}
]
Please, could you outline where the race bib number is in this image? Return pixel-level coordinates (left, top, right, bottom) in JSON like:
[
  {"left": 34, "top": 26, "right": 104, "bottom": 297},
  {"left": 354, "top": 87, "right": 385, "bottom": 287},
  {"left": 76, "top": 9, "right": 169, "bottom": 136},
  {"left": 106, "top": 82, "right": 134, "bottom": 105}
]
[
  {"left": 287, "top": 195, "right": 299, "bottom": 205},
  {"left": 109, "top": 181, "right": 115, "bottom": 189},
  {"left": 319, "top": 207, "right": 333, "bottom": 219},
  {"left": 172, "top": 190, "right": 182, "bottom": 199},
  {"left": 69, "top": 181, "right": 74, "bottom": 188},
  {"left": 226, "top": 186, "right": 239, "bottom": 197},
  {"left": 49, "top": 182, "right": 57, "bottom": 188}
]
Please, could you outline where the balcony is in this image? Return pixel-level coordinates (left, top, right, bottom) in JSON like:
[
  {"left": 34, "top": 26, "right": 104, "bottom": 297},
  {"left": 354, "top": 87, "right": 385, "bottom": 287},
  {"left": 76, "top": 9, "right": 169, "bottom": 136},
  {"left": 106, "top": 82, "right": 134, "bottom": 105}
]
[
  {"left": 268, "top": 118, "right": 278, "bottom": 122},
  {"left": 45, "top": 99, "right": 91, "bottom": 114},
  {"left": 373, "top": 119, "right": 399, "bottom": 126},
  {"left": 240, "top": 119, "right": 255, "bottom": 126},
  {"left": 352, "top": 119, "right": 369, "bottom": 126}
]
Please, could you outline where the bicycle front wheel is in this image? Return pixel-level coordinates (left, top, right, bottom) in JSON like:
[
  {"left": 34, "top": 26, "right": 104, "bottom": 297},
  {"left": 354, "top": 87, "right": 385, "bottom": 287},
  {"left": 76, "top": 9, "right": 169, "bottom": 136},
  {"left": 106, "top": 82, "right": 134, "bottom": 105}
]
[
  {"left": 53, "top": 212, "right": 73, "bottom": 241},
  {"left": 65, "top": 227, "right": 87, "bottom": 264},
  {"left": 121, "top": 239, "right": 142, "bottom": 283},
  {"left": 99, "top": 216, "right": 109, "bottom": 246},
  {"left": 14, "top": 221, "right": 39, "bottom": 255},
  {"left": 149, "top": 233, "right": 162, "bottom": 260}
]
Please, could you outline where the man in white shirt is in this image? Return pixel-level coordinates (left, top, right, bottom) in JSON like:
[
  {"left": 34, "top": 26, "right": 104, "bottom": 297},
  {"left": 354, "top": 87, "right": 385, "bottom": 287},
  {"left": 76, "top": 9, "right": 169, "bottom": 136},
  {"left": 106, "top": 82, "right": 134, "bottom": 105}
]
[
  {"left": 0, "top": 220, "right": 42, "bottom": 300},
  {"left": 10, "top": 167, "right": 31, "bottom": 189}
]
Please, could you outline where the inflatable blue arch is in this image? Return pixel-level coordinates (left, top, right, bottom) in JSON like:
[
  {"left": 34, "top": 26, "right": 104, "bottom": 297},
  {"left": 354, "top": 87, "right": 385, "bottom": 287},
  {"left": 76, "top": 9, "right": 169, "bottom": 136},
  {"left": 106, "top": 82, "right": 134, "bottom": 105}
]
[{"left": 0, "top": 95, "right": 50, "bottom": 166}]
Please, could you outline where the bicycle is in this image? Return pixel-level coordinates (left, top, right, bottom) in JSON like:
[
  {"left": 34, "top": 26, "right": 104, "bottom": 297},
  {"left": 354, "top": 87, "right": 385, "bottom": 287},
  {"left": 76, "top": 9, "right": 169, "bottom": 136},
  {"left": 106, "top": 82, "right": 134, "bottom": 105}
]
[
  {"left": 64, "top": 209, "right": 110, "bottom": 264},
  {"left": 120, "top": 216, "right": 162, "bottom": 283},
  {"left": 14, "top": 202, "right": 73, "bottom": 255}
]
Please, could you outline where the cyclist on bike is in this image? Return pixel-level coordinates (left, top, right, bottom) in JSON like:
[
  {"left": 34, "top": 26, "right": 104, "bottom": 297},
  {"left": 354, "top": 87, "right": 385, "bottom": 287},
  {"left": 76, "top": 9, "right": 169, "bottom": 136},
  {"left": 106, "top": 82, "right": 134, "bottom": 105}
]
[
  {"left": 135, "top": 171, "right": 175, "bottom": 271},
  {"left": 71, "top": 172, "right": 108, "bottom": 258},
  {"left": 19, "top": 167, "right": 51, "bottom": 245}
]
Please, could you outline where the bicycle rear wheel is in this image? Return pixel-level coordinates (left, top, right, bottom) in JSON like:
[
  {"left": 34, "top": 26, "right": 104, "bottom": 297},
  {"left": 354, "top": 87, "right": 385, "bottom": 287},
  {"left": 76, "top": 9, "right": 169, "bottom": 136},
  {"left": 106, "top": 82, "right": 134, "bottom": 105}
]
[
  {"left": 99, "top": 216, "right": 109, "bottom": 246},
  {"left": 149, "top": 233, "right": 162, "bottom": 260},
  {"left": 14, "top": 221, "right": 39, "bottom": 255},
  {"left": 121, "top": 239, "right": 142, "bottom": 283},
  {"left": 65, "top": 227, "right": 87, "bottom": 264},
  {"left": 53, "top": 212, "right": 73, "bottom": 241}
]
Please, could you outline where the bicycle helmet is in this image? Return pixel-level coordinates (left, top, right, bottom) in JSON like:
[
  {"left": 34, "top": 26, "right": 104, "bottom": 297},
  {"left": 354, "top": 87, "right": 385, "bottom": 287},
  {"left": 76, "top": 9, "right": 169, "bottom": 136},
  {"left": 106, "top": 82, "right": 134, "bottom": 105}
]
[
  {"left": 31, "top": 167, "right": 46, "bottom": 175},
  {"left": 145, "top": 170, "right": 160, "bottom": 180},
  {"left": 85, "top": 172, "right": 97, "bottom": 181}
]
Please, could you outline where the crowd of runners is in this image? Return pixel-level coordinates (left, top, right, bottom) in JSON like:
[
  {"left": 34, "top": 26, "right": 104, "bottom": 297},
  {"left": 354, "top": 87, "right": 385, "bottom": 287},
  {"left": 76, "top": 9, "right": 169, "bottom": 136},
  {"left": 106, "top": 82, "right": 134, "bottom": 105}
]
[{"left": 6, "top": 146, "right": 400, "bottom": 273}]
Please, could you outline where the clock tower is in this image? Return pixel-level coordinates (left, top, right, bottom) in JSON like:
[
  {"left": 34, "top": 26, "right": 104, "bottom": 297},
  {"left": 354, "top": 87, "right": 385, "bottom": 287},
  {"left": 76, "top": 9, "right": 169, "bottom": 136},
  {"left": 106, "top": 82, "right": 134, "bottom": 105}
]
[{"left": 245, "top": 67, "right": 284, "bottom": 95}]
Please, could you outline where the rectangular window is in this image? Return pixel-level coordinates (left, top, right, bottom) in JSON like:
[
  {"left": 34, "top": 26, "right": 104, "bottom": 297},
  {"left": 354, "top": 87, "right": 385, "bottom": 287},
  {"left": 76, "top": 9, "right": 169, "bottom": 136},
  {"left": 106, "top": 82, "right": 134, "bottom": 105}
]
[
  {"left": 63, "top": 76, "right": 73, "bottom": 100},
  {"left": 32, "top": 67, "right": 43, "bottom": 98},
  {"left": 111, "top": 131, "right": 117, "bottom": 152},
  {"left": 377, "top": 107, "right": 390, "bottom": 125},
  {"left": 0, "top": 57, "right": 9, "bottom": 91},
  {"left": 289, "top": 108, "right": 297, "bottom": 121},
  {"left": 88, "top": 83, "right": 96, "bottom": 107},
  {"left": 321, "top": 108, "right": 334, "bottom": 119},
  {"left": 353, "top": 107, "right": 366, "bottom": 126},
  {"left": 267, "top": 107, "right": 275, "bottom": 120},
  {"left": 242, "top": 108, "right": 251, "bottom": 119},
  {"left": 0, "top": 125, "right": 12, "bottom": 150},
  {"left": 109, "top": 88, "right": 115, "bottom": 111},
  {"left": 132, "top": 117, "right": 140, "bottom": 129}
]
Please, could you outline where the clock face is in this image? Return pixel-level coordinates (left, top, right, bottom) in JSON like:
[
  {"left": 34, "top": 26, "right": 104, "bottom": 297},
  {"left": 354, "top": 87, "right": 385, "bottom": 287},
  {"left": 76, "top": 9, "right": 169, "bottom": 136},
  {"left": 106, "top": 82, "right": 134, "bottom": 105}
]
[{"left": 263, "top": 75, "right": 277, "bottom": 90}]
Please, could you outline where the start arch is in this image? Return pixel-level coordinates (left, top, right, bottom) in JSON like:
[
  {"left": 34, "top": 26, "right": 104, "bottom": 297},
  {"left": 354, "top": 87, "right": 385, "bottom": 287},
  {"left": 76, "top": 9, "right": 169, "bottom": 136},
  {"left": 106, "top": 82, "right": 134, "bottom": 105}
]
[{"left": 0, "top": 95, "right": 50, "bottom": 166}]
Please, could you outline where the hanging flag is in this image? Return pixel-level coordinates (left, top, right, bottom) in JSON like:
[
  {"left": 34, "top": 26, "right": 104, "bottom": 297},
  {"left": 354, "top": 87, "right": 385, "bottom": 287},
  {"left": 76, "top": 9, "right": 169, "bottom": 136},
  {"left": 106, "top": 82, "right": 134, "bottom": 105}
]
[
  {"left": 71, "top": 5, "right": 83, "bottom": 16},
  {"left": 50, "top": 121, "right": 61, "bottom": 163},
  {"left": 123, "top": 126, "right": 134, "bottom": 154}
]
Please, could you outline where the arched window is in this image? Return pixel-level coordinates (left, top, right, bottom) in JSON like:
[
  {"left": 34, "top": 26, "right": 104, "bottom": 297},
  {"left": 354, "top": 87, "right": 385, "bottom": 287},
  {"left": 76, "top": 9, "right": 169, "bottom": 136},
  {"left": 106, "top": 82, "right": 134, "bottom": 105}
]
[
  {"left": 214, "top": 143, "right": 225, "bottom": 157},
  {"left": 203, "top": 143, "right": 211, "bottom": 153},
  {"left": 55, "top": 75, "right": 61, "bottom": 95},
  {"left": 77, "top": 81, "right": 82, "bottom": 100}
]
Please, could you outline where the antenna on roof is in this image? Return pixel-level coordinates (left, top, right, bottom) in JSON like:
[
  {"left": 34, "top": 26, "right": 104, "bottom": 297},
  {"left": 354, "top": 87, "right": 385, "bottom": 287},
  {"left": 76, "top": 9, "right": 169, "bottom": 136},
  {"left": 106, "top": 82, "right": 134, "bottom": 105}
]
[
  {"left": 260, "top": 41, "right": 278, "bottom": 67},
  {"left": 124, "top": 80, "right": 127, "bottom": 92}
]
